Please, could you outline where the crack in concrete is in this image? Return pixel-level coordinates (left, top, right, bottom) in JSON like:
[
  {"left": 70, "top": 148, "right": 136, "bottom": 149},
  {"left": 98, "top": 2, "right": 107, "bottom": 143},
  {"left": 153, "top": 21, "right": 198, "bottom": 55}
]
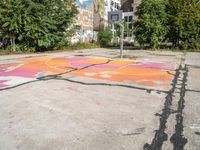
[{"left": 143, "top": 65, "right": 181, "bottom": 150}]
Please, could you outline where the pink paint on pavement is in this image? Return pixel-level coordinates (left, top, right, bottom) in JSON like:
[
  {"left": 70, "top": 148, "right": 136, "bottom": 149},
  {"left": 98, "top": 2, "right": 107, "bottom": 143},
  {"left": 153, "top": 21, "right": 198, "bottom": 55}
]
[
  {"left": 130, "top": 62, "right": 175, "bottom": 71},
  {"left": 0, "top": 70, "right": 36, "bottom": 78},
  {"left": 0, "top": 80, "right": 8, "bottom": 88}
]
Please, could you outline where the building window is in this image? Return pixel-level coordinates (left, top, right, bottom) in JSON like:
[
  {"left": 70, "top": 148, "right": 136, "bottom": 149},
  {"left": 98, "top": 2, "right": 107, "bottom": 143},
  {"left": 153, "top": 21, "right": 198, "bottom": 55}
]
[
  {"left": 128, "top": 23, "right": 133, "bottom": 29},
  {"left": 129, "top": 16, "right": 133, "bottom": 22},
  {"left": 125, "top": 16, "right": 128, "bottom": 22}
]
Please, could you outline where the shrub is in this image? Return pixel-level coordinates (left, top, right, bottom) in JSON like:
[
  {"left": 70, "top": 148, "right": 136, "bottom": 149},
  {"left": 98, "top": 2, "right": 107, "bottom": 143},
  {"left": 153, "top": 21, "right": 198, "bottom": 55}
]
[
  {"left": 70, "top": 42, "right": 100, "bottom": 50},
  {"left": 56, "top": 39, "right": 70, "bottom": 50},
  {"left": 109, "top": 42, "right": 120, "bottom": 47},
  {"left": 98, "top": 28, "right": 112, "bottom": 47},
  {"left": 15, "top": 44, "right": 35, "bottom": 52}
]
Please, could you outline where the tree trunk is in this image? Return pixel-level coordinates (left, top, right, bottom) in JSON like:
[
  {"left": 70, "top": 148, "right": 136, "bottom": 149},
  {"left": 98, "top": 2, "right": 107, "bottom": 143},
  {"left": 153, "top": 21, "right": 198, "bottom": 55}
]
[{"left": 10, "top": 35, "right": 16, "bottom": 52}]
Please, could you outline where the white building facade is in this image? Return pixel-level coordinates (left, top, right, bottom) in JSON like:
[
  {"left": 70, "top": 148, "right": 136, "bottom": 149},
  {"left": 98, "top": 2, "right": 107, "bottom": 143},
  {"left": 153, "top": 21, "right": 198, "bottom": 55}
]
[{"left": 104, "top": 0, "right": 121, "bottom": 21}]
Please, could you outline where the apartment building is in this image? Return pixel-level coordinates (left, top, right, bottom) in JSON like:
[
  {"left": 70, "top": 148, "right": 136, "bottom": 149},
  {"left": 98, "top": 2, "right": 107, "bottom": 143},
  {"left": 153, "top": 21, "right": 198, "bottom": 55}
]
[
  {"left": 121, "top": 0, "right": 141, "bottom": 40},
  {"left": 121, "top": 0, "right": 142, "bottom": 20},
  {"left": 93, "top": 0, "right": 121, "bottom": 31},
  {"left": 73, "top": 0, "right": 121, "bottom": 43},
  {"left": 72, "top": 0, "right": 94, "bottom": 43}
]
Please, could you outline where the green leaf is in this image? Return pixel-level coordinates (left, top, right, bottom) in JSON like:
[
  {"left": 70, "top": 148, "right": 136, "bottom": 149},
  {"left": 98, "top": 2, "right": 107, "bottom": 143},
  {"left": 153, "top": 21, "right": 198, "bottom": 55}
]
[{"left": 2, "top": 22, "right": 10, "bottom": 27}]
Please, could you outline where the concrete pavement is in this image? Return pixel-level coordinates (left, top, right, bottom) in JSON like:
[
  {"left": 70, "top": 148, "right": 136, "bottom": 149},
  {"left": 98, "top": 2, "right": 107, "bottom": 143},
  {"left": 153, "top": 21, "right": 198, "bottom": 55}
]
[{"left": 0, "top": 48, "right": 199, "bottom": 150}]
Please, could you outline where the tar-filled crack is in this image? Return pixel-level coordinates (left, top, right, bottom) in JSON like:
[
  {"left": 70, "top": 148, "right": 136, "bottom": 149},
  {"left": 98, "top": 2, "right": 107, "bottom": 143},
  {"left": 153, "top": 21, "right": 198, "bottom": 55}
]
[
  {"left": 170, "top": 65, "right": 188, "bottom": 150},
  {"left": 195, "top": 132, "right": 200, "bottom": 135},
  {"left": 143, "top": 65, "right": 181, "bottom": 150},
  {"left": 0, "top": 60, "right": 112, "bottom": 91},
  {"left": 55, "top": 78, "right": 167, "bottom": 94},
  {"left": 186, "top": 89, "right": 200, "bottom": 93},
  {"left": 38, "top": 59, "right": 112, "bottom": 79},
  {"left": 187, "top": 64, "right": 200, "bottom": 69}
]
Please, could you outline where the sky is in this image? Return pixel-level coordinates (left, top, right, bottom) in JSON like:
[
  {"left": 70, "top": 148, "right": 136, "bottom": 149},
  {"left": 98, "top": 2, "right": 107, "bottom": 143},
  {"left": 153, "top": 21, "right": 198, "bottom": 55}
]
[{"left": 76, "top": 0, "right": 92, "bottom": 9}]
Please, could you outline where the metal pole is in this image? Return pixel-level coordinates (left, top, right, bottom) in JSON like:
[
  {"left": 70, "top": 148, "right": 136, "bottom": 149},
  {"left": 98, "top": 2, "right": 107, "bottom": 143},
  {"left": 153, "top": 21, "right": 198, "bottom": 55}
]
[
  {"left": 112, "top": 23, "right": 115, "bottom": 43},
  {"left": 119, "top": 23, "right": 124, "bottom": 59}
]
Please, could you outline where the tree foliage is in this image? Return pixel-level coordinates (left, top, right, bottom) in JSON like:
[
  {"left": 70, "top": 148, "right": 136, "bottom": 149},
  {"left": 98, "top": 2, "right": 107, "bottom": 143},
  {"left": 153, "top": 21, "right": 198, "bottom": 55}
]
[
  {"left": 0, "top": 0, "right": 78, "bottom": 51},
  {"left": 135, "top": 0, "right": 200, "bottom": 50},
  {"left": 134, "top": 0, "right": 168, "bottom": 49},
  {"left": 167, "top": 0, "right": 200, "bottom": 49}
]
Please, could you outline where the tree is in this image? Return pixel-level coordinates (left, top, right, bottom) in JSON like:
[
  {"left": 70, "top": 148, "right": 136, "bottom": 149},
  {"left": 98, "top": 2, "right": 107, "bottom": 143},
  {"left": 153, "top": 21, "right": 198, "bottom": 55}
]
[
  {"left": 0, "top": 0, "right": 26, "bottom": 51},
  {"left": 167, "top": 0, "right": 200, "bottom": 49},
  {"left": 0, "top": 0, "right": 78, "bottom": 51},
  {"left": 124, "top": 21, "right": 133, "bottom": 39},
  {"left": 134, "top": 0, "right": 168, "bottom": 49}
]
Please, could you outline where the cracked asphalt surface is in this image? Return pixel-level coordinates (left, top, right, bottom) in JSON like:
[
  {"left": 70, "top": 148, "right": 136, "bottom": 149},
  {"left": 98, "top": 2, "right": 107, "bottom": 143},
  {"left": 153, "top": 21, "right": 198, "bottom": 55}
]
[{"left": 0, "top": 48, "right": 199, "bottom": 150}]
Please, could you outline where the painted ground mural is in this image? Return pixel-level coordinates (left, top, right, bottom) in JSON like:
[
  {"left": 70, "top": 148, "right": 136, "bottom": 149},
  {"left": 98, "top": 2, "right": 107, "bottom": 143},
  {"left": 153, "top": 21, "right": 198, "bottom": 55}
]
[{"left": 0, "top": 56, "right": 176, "bottom": 89}]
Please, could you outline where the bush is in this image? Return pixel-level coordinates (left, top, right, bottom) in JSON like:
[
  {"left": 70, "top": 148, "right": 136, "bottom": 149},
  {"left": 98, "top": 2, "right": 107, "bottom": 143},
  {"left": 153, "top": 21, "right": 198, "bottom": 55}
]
[
  {"left": 124, "top": 41, "right": 135, "bottom": 47},
  {"left": 0, "top": 44, "right": 35, "bottom": 54},
  {"left": 70, "top": 42, "right": 100, "bottom": 50},
  {"left": 56, "top": 39, "right": 70, "bottom": 50},
  {"left": 98, "top": 28, "right": 112, "bottom": 47},
  {"left": 108, "top": 42, "right": 120, "bottom": 47},
  {"left": 15, "top": 44, "right": 36, "bottom": 52}
]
